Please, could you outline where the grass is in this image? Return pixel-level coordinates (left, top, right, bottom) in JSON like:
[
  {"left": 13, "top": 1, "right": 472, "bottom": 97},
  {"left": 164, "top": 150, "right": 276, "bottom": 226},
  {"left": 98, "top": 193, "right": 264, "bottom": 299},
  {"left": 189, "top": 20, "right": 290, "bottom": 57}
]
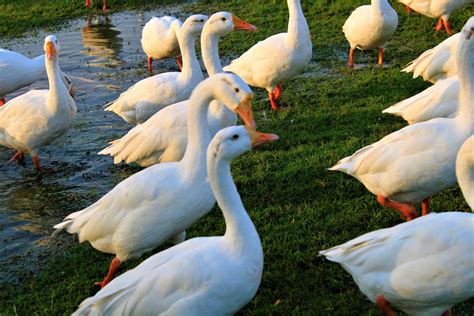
[{"left": 1, "top": 0, "right": 473, "bottom": 315}]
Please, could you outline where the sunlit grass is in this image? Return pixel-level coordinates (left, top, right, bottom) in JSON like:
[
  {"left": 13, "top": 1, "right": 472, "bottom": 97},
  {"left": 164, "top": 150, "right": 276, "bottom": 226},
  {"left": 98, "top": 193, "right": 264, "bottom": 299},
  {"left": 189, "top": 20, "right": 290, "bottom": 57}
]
[{"left": 0, "top": 0, "right": 473, "bottom": 315}]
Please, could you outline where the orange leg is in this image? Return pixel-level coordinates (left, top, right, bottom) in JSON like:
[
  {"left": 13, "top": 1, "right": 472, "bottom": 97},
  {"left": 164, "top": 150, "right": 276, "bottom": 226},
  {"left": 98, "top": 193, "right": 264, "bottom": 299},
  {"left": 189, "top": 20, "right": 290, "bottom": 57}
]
[
  {"left": 10, "top": 151, "right": 25, "bottom": 162},
  {"left": 421, "top": 197, "right": 430, "bottom": 216},
  {"left": 95, "top": 257, "right": 121, "bottom": 288},
  {"left": 273, "top": 84, "right": 282, "bottom": 100},
  {"left": 435, "top": 17, "right": 443, "bottom": 32},
  {"left": 348, "top": 48, "right": 355, "bottom": 68},
  {"left": 377, "top": 195, "right": 418, "bottom": 221},
  {"left": 102, "top": 0, "right": 107, "bottom": 11},
  {"left": 176, "top": 56, "right": 183, "bottom": 71},
  {"left": 442, "top": 19, "right": 453, "bottom": 36},
  {"left": 269, "top": 90, "right": 279, "bottom": 112},
  {"left": 405, "top": 5, "right": 412, "bottom": 14},
  {"left": 32, "top": 156, "right": 41, "bottom": 171},
  {"left": 85, "top": 0, "right": 92, "bottom": 7},
  {"left": 376, "top": 296, "right": 397, "bottom": 316},
  {"left": 0, "top": 98, "right": 5, "bottom": 106},
  {"left": 378, "top": 48, "right": 384, "bottom": 67},
  {"left": 147, "top": 57, "right": 153, "bottom": 73}
]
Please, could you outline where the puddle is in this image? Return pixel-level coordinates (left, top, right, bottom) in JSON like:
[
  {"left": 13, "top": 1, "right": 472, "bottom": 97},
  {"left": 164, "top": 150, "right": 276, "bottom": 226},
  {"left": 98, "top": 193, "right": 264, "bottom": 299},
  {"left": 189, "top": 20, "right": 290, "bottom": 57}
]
[{"left": 0, "top": 7, "right": 198, "bottom": 283}]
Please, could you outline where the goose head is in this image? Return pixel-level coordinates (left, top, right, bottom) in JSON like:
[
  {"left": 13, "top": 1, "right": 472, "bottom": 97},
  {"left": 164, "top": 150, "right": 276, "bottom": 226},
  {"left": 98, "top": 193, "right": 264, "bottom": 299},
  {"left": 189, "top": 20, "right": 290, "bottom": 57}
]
[
  {"left": 44, "top": 35, "right": 61, "bottom": 61},
  {"left": 209, "top": 125, "right": 279, "bottom": 162},
  {"left": 204, "top": 12, "right": 257, "bottom": 36},
  {"left": 180, "top": 14, "right": 208, "bottom": 37},
  {"left": 204, "top": 73, "right": 256, "bottom": 129}
]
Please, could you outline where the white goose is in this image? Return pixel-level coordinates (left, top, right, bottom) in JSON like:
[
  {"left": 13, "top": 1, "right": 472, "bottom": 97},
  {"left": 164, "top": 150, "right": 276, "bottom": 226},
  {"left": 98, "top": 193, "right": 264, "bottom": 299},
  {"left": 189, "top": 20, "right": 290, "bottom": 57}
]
[
  {"left": 105, "top": 14, "right": 207, "bottom": 124},
  {"left": 72, "top": 125, "right": 278, "bottom": 316},
  {"left": 54, "top": 73, "right": 256, "bottom": 288},
  {"left": 0, "top": 35, "right": 76, "bottom": 171},
  {"left": 330, "top": 17, "right": 473, "bottom": 221},
  {"left": 0, "top": 48, "right": 73, "bottom": 106},
  {"left": 343, "top": 0, "right": 398, "bottom": 68},
  {"left": 456, "top": 136, "right": 474, "bottom": 209},
  {"left": 402, "top": 33, "right": 460, "bottom": 83},
  {"left": 397, "top": 0, "right": 472, "bottom": 35},
  {"left": 383, "top": 76, "right": 459, "bottom": 124},
  {"left": 99, "top": 12, "right": 257, "bottom": 166},
  {"left": 141, "top": 16, "right": 183, "bottom": 72},
  {"left": 224, "top": 0, "right": 312, "bottom": 111},
  {"left": 320, "top": 212, "right": 474, "bottom": 316}
]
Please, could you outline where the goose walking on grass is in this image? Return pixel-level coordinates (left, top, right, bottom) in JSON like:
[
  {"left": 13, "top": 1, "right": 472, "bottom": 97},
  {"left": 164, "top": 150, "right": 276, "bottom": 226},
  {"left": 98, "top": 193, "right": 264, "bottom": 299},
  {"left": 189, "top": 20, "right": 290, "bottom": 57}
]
[
  {"left": 456, "top": 136, "right": 474, "bottom": 210},
  {"left": 402, "top": 32, "right": 460, "bottom": 83},
  {"left": 223, "top": 0, "right": 312, "bottom": 111},
  {"left": 99, "top": 12, "right": 257, "bottom": 166},
  {"left": 141, "top": 16, "right": 183, "bottom": 72},
  {"left": 0, "top": 49, "right": 73, "bottom": 106},
  {"left": 343, "top": 0, "right": 398, "bottom": 68},
  {"left": 105, "top": 14, "right": 207, "bottom": 124},
  {"left": 54, "top": 73, "right": 256, "bottom": 289},
  {"left": 73, "top": 125, "right": 278, "bottom": 316},
  {"left": 0, "top": 36, "right": 76, "bottom": 171},
  {"left": 383, "top": 76, "right": 459, "bottom": 124},
  {"left": 320, "top": 212, "right": 474, "bottom": 316},
  {"left": 397, "top": 0, "right": 473, "bottom": 35},
  {"left": 330, "top": 17, "right": 473, "bottom": 221}
]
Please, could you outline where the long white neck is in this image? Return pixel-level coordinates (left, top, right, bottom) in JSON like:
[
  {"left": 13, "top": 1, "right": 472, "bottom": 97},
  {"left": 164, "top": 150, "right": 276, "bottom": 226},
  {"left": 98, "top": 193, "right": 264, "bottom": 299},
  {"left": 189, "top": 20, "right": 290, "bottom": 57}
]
[
  {"left": 201, "top": 28, "right": 223, "bottom": 76},
  {"left": 45, "top": 55, "right": 68, "bottom": 113},
  {"left": 177, "top": 29, "right": 202, "bottom": 80},
  {"left": 208, "top": 153, "right": 263, "bottom": 257},
  {"left": 286, "top": 0, "right": 310, "bottom": 48},
  {"left": 457, "top": 137, "right": 474, "bottom": 210},
  {"left": 181, "top": 90, "right": 214, "bottom": 180},
  {"left": 455, "top": 33, "right": 473, "bottom": 130}
]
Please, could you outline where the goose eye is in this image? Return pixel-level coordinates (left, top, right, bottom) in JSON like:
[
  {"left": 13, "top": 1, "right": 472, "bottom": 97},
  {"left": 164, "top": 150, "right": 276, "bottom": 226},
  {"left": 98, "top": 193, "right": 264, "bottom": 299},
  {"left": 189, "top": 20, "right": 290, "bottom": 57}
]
[
  {"left": 55, "top": 40, "right": 58, "bottom": 43},
  {"left": 221, "top": 17, "right": 226, "bottom": 21},
  {"left": 200, "top": 19, "right": 204, "bottom": 22},
  {"left": 234, "top": 88, "right": 239, "bottom": 93},
  {"left": 232, "top": 134, "right": 239, "bottom": 140}
]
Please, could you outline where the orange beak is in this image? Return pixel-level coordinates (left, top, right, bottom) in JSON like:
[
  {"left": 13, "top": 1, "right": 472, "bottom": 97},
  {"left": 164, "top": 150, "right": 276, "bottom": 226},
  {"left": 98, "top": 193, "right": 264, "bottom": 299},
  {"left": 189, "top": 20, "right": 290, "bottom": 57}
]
[
  {"left": 235, "top": 94, "right": 256, "bottom": 130},
  {"left": 45, "top": 42, "right": 56, "bottom": 60},
  {"left": 232, "top": 14, "right": 257, "bottom": 32},
  {"left": 246, "top": 128, "right": 279, "bottom": 148}
]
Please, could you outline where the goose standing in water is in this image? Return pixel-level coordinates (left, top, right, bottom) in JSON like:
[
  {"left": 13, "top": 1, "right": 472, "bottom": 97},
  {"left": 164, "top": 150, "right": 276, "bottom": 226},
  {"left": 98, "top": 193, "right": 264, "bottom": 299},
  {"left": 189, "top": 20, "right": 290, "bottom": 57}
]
[
  {"left": 343, "top": 0, "right": 398, "bottom": 68},
  {"left": 99, "top": 12, "right": 257, "bottom": 166},
  {"left": 54, "top": 73, "right": 256, "bottom": 288},
  {"left": 224, "top": 0, "right": 312, "bottom": 111},
  {"left": 105, "top": 14, "right": 207, "bottom": 124},
  {"left": 0, "top": 36, "right": 76, "bottom": 171},
  {"left": 141, "top": 16, "right": 183, "bottom": 72},
  {"left": 0, "top": 49, "right": 73, "bottom": 106},
  {"left": 330, "top": 17, "right": 473, "bottom": 220}
]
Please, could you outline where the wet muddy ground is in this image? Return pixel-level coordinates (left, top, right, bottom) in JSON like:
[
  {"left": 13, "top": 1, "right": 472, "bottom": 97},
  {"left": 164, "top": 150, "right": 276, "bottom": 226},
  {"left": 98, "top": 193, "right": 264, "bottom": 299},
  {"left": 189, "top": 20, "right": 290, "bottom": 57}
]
[{"left": 0, "top": 7, "right": 195, "bottom": 283}]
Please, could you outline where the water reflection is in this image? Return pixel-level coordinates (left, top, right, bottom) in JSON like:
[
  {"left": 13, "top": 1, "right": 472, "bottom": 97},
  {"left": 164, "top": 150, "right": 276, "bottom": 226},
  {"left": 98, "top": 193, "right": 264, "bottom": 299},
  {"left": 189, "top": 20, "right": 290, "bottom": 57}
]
[
  {"left": 81, "top": 15, "right": 123, "bottom": 68},
  {"left": 0, "top": 8, "right": 186, "bottom": 284}
]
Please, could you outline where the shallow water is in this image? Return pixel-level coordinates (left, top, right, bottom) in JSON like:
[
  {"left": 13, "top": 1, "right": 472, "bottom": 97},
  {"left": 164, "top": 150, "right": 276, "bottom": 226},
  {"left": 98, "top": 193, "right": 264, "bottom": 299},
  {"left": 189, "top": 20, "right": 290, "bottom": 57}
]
[{"left": 0, "top": 8, "right": 195, "bottom": 283}]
